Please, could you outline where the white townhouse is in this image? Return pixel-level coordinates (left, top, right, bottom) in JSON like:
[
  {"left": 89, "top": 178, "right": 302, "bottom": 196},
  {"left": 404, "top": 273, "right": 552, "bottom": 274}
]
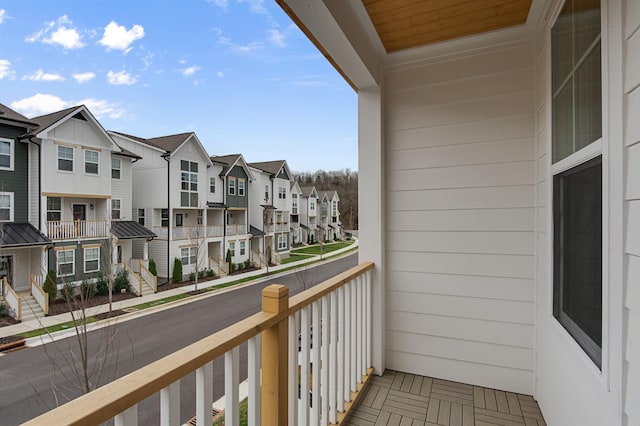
[
  {"left": 299, "top": 185, "right": 319, "bottom": 244},
  {"left": 204, "top": 158, "right": 226, "bottom": 274},
  {"left": 110, "top": 131, "right": 212, "bottom": 281},
  {"left": 281, "top": 0, "right": 640, "bottom": 424},
  {"left": 289, "top": 180, "right": 303, "bottom": 247},
  {"left": 319, "top": 190, "right": 341, "bottom": 241},
  {"left": 248, "top": 160, "right": 293, "bottom": 262},
  {"left": 25, "top": 106, "right": 155, "bottom": 293},
  {"left": 210, "top": 154, "right": 255, "bottom": 268}
]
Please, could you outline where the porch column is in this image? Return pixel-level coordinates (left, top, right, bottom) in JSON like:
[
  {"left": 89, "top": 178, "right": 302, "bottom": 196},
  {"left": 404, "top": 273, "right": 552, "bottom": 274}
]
[
  {"left": 261, "top": 284, "right": 288, "bottom": 426},
  {"left": 143, "top": 239, "right": 149, "bottom": 261},
  {"left": 358, "top": 86, "right": 385, "bottom": 375}
]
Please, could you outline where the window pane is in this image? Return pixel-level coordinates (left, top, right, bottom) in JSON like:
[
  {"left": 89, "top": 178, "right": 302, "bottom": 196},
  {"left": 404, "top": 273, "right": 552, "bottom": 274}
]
[
  {"left": 59, "top": 159, "right": 73, "bottom": 171},
  {"left": 86, "top": 162, "right": 98, "bottom": 174},
  {"left": 191, "top": 162, "right": 198, "bottom": 172},
  {"left": 181, "top": 192, "right": 189, "bottom": 207},
  {"left": 190, "top": 192, "right": 198, "bottom": 207},
  {"left": 0, "top": 155, "right": 10, "bottom": 168},
  {"left": 181, "top": 160, "right": 189, "bottom": 171},
  {"left": 575, "top": 44, "right": 602, "bottom": 152},
  {"left": 553, "top": 156, "right": 602, "bottom": 367},
  {"left": 0, "top": 141, "right": 10, "bottom": 154}
]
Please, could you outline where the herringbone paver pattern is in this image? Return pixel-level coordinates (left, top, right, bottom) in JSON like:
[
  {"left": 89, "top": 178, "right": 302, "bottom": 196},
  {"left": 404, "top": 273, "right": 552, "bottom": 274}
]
[{"left": 344, "top": 370, "right": 546, "bottom": 426}]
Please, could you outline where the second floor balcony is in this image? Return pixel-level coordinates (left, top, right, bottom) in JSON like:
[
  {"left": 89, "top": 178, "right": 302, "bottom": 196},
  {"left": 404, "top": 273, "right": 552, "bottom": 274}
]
[{"left": 46, "top": 220, "right": 110, "bottom": 240}]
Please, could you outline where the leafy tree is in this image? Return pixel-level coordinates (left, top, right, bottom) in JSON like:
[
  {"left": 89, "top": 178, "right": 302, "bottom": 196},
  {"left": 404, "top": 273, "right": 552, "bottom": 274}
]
[
  {"left": 148, "top": 259, "right": 157, "bottom": 276},
  {"left": 172, "top": 258, "right": 183, "bottom": 283}
]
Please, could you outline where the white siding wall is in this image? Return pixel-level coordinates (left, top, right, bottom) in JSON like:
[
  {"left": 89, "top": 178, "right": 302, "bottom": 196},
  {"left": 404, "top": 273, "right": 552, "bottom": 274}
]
[
  {"left": 249, "top": 169, "right": 270, "bottom": 230},
  {"left": 111, "top": 155, "right": 133, "bottom": 220},
  {"left": 149, "top": 240, "right": 168, "bottom": 279},
  {"left": 624, "top": 1, "right": 640, "bottom": 424},
  {"left": 384, "top": 42, "right": 536, "bottom": 394}
]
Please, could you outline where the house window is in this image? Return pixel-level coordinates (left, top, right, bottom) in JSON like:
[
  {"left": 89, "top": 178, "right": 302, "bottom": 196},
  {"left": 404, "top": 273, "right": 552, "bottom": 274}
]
[
  {"left": 85, "top": 150, "right": 99, "bottom": 174},
  {"left": 116, "top": 245, "right": 122, "bottom": 264},
  {"left": 310, "top": 200, "right": 315, "bottom": 211},
  {"left": 228, "top": 178, "right": 236, "bottom": 195},
  {"left": 112, "top": 199, "right": 121, "bottom": 220},
  {"left": 0, "top": 139, "right": 14, "bottom": 170},
  {"left": 240, "top": 240, "right": 246, "bottom": 256},
  {"left": 278, "top": 234, "right": 287, "bottom": 250},
  {"left": 138, "top": 208, "right": 145, "bottom": 225},
  {"left": 551, "top": 0, "right": 603, "bottom": 368},
  {"left": 264, "top": 185, "right": 269, "bottom": 201},
  {"left": 58, "top": 145, "right": 74, "bottom": 171},
  {"left": 292, "top": 193, "right": 298, "bottom": 214},
  {"left": 197, "top": 210, "right": 203, "bottom": 225},
  {"left": 112, "top": 158, "right": 121, "bottom": 179},
  {"left": 47, "top": 197, "right": 61, "bottom": 221},
  {"left": 180, "top": 161, "right": 198, "bottom": 207},
  {"left": 278, "top": 186, "right": 286, "bottom": 199},
  {"left": 0, "top": 192, "right": 13, "bottom": 222},
  {"left": 210, "top": 177, "right": 216, "bottom": 193},
  {"left": 180, "top": 247, "right": 197, "bottom": 265},
  {"left": 57, "top": 249, "right": 75, "bottom": 276},
  {"left": 229, "top": 241, "right": 235, "bottom": 257},
  {"left": 332, "top": 201, "right": 337, "bottom": 217},
  {"left": 161, "top": 209, "right": 169, "bottom": 227},
  {"left": 84, "top": 247, "right": 100, "bottom": 273},
  {"left": 238, "top": 179, "right": 246, "bottom": 196},
  {"left": 175, "top": 213, "right": 183, "bottom": 227}
]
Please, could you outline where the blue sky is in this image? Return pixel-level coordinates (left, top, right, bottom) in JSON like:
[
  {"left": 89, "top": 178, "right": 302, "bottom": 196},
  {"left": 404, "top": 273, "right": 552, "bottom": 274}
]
[{"left": 0, "top": 0, "right": 358, "bottom": 172}]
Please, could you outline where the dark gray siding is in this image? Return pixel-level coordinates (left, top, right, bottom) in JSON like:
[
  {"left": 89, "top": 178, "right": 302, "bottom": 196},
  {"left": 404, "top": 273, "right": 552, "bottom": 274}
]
[
  {"left": 48, "top": 239, "right": 109, "bottom": 284},
  {"left": 226, "top": 166, "right": 249, "bottom": 208},
  {"left": 0, "top": 124, "right": 30, "bottom": 223}
]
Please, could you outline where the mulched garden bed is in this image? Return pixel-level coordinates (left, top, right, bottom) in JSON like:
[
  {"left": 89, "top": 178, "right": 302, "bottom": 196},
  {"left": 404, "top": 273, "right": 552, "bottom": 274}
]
[
  {"left": 47, "top": 292, "right": 138, "bottom": 316},
  {"left": 0, "top": 315, "right": 19, "bottom": 328}
]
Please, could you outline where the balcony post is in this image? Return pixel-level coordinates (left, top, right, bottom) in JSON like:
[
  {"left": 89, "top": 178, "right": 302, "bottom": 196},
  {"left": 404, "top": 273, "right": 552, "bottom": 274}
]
[{"left": 261, "top": 284, "right": 289, "bottom": 426}]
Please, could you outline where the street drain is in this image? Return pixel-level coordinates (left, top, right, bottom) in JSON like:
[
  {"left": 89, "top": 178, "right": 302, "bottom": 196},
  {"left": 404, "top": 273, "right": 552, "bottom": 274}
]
[{"left": 187, "top": 408, "right": 221, "bottom": 425}]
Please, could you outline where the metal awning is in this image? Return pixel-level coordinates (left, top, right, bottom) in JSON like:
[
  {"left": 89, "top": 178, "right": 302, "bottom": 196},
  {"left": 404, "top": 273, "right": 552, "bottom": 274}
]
[
  {"left": 0, "top": 223, "right": 51, "bottom": 248},
  {"left": 206, "top": 202, "right": 227, "bottom": 209},
  {"left": 250, "top": 225, "right": 265, "bottom": 237},
  {"left": 300, "top": 223, "right": 309, "bottom": 230},
  {"left": 260, "top": 204, "right": 276, "bottom": 209},
  {"left": 111, "top": 221, "right": 157, "bottom": 240}
]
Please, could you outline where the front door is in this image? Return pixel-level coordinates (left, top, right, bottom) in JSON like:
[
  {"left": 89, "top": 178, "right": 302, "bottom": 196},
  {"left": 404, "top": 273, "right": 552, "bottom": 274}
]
[
  {"left": 0, "top": 255, "right": 13, "bottom": 288},
  {"left": 73, "top": 204, "right": 86, "bottom": 221}
]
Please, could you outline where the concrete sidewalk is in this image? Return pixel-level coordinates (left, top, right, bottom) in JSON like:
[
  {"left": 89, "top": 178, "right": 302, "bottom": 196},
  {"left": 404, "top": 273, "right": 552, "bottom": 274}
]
[{"left": 0, "top": 239, "right": 358, "bottom": 339}]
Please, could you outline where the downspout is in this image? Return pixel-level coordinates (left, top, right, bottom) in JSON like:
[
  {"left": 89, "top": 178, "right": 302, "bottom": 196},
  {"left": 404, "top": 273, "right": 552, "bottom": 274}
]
[
  {"left": 161, "top": 152, "right": 171, "bottom": 280},
  {"left": 23, "top": 137, "right": 42, "bottom": 230}
]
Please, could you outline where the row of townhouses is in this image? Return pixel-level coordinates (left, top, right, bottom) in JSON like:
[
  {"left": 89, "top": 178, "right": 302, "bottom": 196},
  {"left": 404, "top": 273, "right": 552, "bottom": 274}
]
[{"left": 0, "top": 102, "right": 343, "bottom": 318}]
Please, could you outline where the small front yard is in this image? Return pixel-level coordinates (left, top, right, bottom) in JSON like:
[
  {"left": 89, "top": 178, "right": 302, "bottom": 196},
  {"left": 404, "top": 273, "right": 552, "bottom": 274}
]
[{"left": 291, "top": 240, "right": 354, "bottom": 256}]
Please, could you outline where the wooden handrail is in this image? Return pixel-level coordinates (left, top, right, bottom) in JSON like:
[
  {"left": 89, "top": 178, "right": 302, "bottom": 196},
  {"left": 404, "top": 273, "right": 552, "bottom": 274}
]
[
  {"left": 22, "top": 262, "right": 374, "bottom": 425},
  {"left": 30, "top": 274, "right": 49, "bottom": 315},
  {"left": 139, "top": 259, "right": 157, "bottom": 292},
  {"left": 123, "top": 263, "right": 142, "bottom": 296},
  {"left": 2, "top": 277, "right": 22, "bottom": 321}
]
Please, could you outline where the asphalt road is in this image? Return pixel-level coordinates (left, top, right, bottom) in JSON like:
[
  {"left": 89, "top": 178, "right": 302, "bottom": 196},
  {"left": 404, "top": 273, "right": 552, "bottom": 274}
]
[{"left": 0, "top": 253, "right": 358, "bottom": 425}]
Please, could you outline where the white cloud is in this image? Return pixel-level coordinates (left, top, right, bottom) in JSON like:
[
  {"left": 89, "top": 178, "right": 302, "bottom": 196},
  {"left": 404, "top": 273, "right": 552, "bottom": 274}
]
[
  {"left": 107, "top": 70, "right": 137, "bottom": 85},
  {"left": 10, "top": 93, "right": 124, "bottom": 119},
  {"left": 208, "top": 0, "right": 265, "bottom": 14},
  {"left": 182, "top": 65, "right": 200, "bottom": 77},
  {"left": 217, "top": 71, "right": 225, "bottom": 78},
  {"left": 25, "top": 15, "right": 85, "bottom": 49},
  {"left": 10, "top": 94, "right": 68, "bottom": 116},
  {"left": 267, "top": 29, "right": 286, "bottom": 47},
  {"left": 208, "top": 0, "right": 228, "bottom": 8},
  {"left": 218, "top": 35, "right": 262, "bottom": 54},
  {"left": 0, "top": 59, "right": 15, "bottom": 80},
  {"left": 0, "top": 9, "right": 7, "bottom": 24},
  {"left": 22, "top": 69, "right": 65, "bottom": 82},
  {"left": 72, "top": 72, "right": 96, "bottom": 84},
  {"left": 99, "top": 21, "right": 144, "bottom": 52}
]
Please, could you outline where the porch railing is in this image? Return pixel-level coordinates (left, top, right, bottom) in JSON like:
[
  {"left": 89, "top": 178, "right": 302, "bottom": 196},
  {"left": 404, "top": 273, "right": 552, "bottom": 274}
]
[
  {"left": 226, "top": 224, "right": 247, "bottom": 235},
  {"left": 1, "top": 277, "right": 21, "bottom": 321},
  {"left": 275, "top": 223, "right": 289, "bottom": 232},
  {"left": 30, "top": 274, "right": 49, "bottom": 315},
  {"left": 209, "top": 256, "right": 227, "bottom": 276},
  {"left": 23, "top": 262, "right": 374, "bottom": 426},
  {"left": 206, "top": 225, "right": 224, "bottom": 237},
  {"left": 122, "top": 263, "right": 143, "bottom": 297},
  {"left": 138, "top": 260, "right": 157, "bottom": 293},
  {"left": 46, "top": 220, "right": 110, "bottom": 240}
]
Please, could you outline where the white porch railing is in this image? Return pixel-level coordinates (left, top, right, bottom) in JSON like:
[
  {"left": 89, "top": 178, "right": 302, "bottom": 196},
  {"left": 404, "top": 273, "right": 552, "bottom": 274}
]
[
  {"left": 206, "top": 225, "right": 224, "bottom": 237},
  {"left": 209, "top": 256, "right": 227, "bottom": 276},
  {"left": 46, "top": 220, "right": 110, "bottom": 240},
  {"left": 264, "top": 223, "right": 275, "bottom": 233},
  {"left": 1, "top": 277, "right": 21, "bottom": 321},
  {"left": 23, "top": 262, "right": 374, "bottom": 426},
  {"left": 251, "top": 251, "right": 264, "bottom": 268},
  {"left": 138, "top": 260, "right": 157, "bottom": 293},
  {"left": 30, "top": 274, "right": 49, "bottom": 315},
  {"left": 227, "top": 224, "right": 247, "bottom": 235},
  {"left": 276, "top": 223, "right": 289, "bottom": 232},
  {"left": 123, "top": 263, "right": 143, "bottom": 297}
]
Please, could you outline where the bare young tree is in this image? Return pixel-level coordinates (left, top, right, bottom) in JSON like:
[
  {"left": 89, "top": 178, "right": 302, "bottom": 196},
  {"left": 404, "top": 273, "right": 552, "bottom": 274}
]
[{"left": 188, "top": 213, "right": 207, "bottom": 292}]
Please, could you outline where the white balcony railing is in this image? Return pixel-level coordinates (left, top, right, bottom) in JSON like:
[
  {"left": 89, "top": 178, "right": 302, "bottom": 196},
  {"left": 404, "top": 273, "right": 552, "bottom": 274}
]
[
  {"left": 23, "top": 262, "right": 374, "bottom": 426},
  {"left": 275, "top": 223, "right": 289, "bottom": 232},
  {"left": 226, "top": 224, "right": 247, "bottom": 235},
  {"left": 47, "top": 220, "right": 110, "bottom": 240},
  {"left": 206, "top": 225, "right": 224, "bottom": 237}
]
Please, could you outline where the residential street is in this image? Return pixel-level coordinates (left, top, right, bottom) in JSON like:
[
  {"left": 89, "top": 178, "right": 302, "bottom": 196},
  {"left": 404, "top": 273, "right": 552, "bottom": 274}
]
[{"left": 0, "top": 253, "right": 358, "bottom": 425}]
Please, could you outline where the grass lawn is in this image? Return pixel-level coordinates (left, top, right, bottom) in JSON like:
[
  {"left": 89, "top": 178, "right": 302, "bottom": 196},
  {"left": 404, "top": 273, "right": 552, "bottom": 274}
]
[
  {"left": 291, "top": 240, "right": 354, "bottom": 256},
  {"left": 280, "top": 253, "right": 315, "bottom": 264},
  {"left": 212, "top": 397, "right": 248, "bottom": 426}
]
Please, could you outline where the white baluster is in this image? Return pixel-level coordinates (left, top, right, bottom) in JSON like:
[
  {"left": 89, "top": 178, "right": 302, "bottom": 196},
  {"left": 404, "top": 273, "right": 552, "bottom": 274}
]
[
  {"left": 196, "top": 362, "right": 214, "bottom": 426},
  {"left": 225, "top": 346, "right": 240, "bottom": 426},
  {"left": 300, "top": 306, "right": 311, "bottom": 425},
  {"left": 289, "top": 313, "right": 299, "bottom": 426},
  {"left": 337, "top": 286, "right": 345, "bottom": 412},
  {"left": 160, "top": 381, "right": 180, "bottom": 426},
  {"left": 344, "top": 282, "right": 351, "bottom": 402},
  {"left": 350, "top": 280, "right": 357, "bottom": 392},
  {"left": 366, "top": 270, "right": 372, "bottom": 369},
  {"left": 329, "top": 290, "right": 338, "bottom": 423},
  {"left": 321, "top": 296, "right": 329, "bottom": 426},
  {"left": 248, "top": 335, "right": 261, "bottom": 426},
  {"left": 357, "top": 275, "right": 362, "bottom": 381},
  {"left": 311, "top": 301, "right": 321, "bottom": 425},
  {"left": 114, "top": 405, "right": 137, "bottom": 426}
]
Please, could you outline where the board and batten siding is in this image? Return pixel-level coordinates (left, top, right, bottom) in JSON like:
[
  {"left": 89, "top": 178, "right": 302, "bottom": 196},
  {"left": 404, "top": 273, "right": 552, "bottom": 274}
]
[
  {"left": 384, "top": 42, "right": 536, "bottom": 394},
  {"left": 624, "top": 0, "right": 640, "bottom": 424}
]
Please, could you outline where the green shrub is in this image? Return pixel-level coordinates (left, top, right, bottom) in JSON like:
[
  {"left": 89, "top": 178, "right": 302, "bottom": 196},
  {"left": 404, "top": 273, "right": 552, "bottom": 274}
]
[
  {"left": 43, "top": 269, "right": 57, "bottom": 303},
  {"left": 226, "top": 249, "right": 232, "bottom": 272},
  {"left": 0, "top": 300, "right": 6, "bottom": 316},
  {"left": 198, "top": 269, "right": 206, "bottom": 279},
  {"left": 307, "top": 234, "right": 310, "bottom": 244},
  {"left": 189, "top": 272, "right": 196, "bottom": 282},
  {"left": 230, "top": 262, "right": 236, "bottom": 274},
  {"left": 148, "top": 259, "right": 157, "bottom": 276},
  {"left": 244, "top": 260, "right": 251, "bottom": 269},
  {"left": 114, "top": 268, "right": 129, "bottom": 292},
  {"left": 95, "top": 271, "right": 109, "bottom": 296},
  {"left": 172, "top": 258, "right": 183, "bottom": 283},
  {"left": 206, "top": 269, "right": 215, "bottom": 277}
]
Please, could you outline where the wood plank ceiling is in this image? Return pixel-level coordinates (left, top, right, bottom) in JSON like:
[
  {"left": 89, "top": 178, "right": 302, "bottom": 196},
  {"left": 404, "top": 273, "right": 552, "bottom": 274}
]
[{"left": 362, "top": 0, "right": 534, "bottom": 53}]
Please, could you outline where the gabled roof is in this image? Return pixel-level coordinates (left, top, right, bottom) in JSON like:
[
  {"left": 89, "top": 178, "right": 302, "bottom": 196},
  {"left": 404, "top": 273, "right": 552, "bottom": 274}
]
[
  {"left": 27, "top": 105, "right": 121, "bottom": 152},
  {"left": 0, "top": 103, "right": 36, "bottom": 127},
  {"left": 111, "top": 221, "right": 156, "bottom": 240},
  {"left": 248, "top": 160, "right": 291, "bottom": 180},
  {"left": 290, "top": 180, "right": 302, "bottom": 193},
  {"left": 0, "top": 223, "right": 51, "bottom": 248},
  {"left": 211, "top": 154, "right": 256, "bottom": 180},
  {"left": 113, "top": 145, "right": 142, "bottom": 160},
  {"left": 110, "top": 130, "right": 211, "bottom": 165},
  {"left": 300, "top": 186, "right": 318, "bottom": 198}
]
